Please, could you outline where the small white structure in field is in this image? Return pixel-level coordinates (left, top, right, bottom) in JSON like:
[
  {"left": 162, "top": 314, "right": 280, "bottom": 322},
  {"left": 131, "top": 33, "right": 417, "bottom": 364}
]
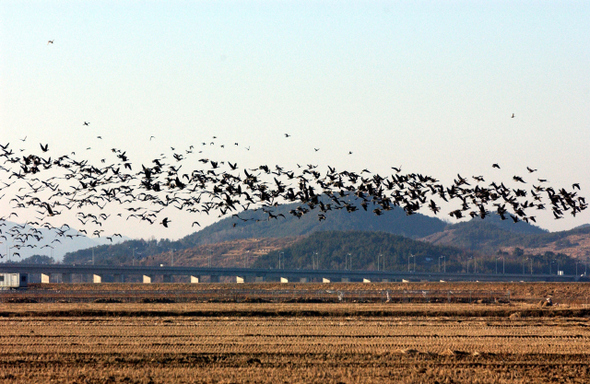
[{"left": 0, "top": 273, "right": 28, "bottom": 289}]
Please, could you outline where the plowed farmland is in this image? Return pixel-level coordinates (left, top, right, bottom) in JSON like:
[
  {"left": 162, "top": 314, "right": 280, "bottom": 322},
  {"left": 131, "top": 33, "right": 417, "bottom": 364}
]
[{"left": 1, "top": 283, "right": 590, "bottom": 383}]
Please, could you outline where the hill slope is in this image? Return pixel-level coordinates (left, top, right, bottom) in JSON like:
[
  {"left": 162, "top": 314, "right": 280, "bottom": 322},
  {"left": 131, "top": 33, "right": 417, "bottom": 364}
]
[{"left": 422, "top": 215, "right": 590, "bottom": 259}]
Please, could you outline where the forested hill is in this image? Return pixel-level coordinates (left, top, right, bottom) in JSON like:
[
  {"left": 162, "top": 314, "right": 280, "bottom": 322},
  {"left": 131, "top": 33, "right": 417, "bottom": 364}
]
[
  {"left": 252, "top": 231, "right": 472, "bottom": 272},
  {"left": 177, "top": 201, "right": 448, "bottom": 248}
]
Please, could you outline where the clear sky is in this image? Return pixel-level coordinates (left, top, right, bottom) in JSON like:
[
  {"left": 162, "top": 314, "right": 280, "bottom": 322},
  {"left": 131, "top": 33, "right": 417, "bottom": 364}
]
[{"left": 1, "top": 1, "right": 589, "bottom": 241}]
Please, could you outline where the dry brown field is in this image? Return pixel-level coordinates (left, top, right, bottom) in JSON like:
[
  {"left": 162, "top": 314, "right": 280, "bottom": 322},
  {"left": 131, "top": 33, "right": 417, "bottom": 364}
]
[{"left": 2, "top": 283, "right": 590, "bottom": 383}]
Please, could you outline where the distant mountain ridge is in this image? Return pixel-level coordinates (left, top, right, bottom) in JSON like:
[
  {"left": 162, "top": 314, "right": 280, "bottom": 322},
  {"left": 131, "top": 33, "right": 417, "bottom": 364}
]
[
  {"left": 0, "top": 221, "right": 129, "bottom": 262},
  {"left": 178, "top": 201, "right": 448, "bottom": 248}
]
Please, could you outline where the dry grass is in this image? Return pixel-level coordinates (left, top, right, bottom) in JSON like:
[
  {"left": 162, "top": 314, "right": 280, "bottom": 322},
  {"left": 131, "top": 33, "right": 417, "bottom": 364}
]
[{"left": 1, "top": 284, "right": 590, "bottom": 383}]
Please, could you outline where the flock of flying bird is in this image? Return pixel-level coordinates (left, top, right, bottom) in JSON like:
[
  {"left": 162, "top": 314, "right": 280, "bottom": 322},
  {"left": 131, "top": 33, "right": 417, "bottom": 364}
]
[{"left": 0, "top": 130, "right": 587, "bottom": 258}]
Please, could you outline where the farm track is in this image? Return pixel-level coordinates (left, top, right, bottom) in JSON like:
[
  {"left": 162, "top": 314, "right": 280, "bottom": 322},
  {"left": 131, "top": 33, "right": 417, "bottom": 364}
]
[{"left": 1, "top": 283, "right": 590, "bottom": 383}]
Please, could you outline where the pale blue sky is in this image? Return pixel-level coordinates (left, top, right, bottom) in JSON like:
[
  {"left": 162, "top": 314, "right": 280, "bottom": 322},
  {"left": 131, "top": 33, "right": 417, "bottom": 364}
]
[{"left": 1, "top": 1, "right": 589, "bottom": 240}]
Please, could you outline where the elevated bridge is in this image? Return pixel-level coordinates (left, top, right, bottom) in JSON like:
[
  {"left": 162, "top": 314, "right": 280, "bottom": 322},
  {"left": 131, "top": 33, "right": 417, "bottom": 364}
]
[{"left": 1, "top": 263, "right": 587, "bottom": 283}]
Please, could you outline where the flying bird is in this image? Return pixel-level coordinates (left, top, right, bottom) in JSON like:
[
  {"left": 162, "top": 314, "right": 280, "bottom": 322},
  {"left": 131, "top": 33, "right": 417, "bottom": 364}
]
[
  {"left": 47, "top": 40, "right": 54, "bottom": 45},
  {"left": 511, "top": 113, "right": 515, "bottom": 118},
  {"left": 83, "top": 122, "right": 90, "bottom": 126}
]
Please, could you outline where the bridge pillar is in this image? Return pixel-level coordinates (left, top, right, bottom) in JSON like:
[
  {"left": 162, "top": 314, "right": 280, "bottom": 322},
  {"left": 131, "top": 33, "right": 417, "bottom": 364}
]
[
  {"left": 190, "top": 275, "right": 200, "bottom": 283},
  {"left": 322, "top": 278, "right": 331, "bottom": 283},
  {"left": 280, "top": 277, "right": 289, "bottom": 283},
  {"left": 210, "top": 275, "right": 220, "bottom": 283},
  {"left": 299, "top": 277, "right": 308, "bottom": 283},
  {"left": 341, "top": 277, "right": 350, "bottom": 283},
  {"left": 62, "top": 273, "right": 72, "bottom": 283},
  {"left": 41, "top": 273, "right": 51, "bottom": 284},
  {"left": 163, "top": 275, "right": 173, "bottom": 283},
  {"left": 363, "top": 278, "right": 371, "bottom": 283},
  {"left": 93, "top": 274, "right": 103, "bottom": 284},
  {"left": 114, "top": 274, "right": 126, "bottom": 283},
  {"left": 381, "top": 279, "right": 389, "bottom": 283},
  {"left": 255, "top": 276, "right": 264, "bottom": 282},
  {"left": 143, "top": 275, "right": 153, "bottom": 284}
]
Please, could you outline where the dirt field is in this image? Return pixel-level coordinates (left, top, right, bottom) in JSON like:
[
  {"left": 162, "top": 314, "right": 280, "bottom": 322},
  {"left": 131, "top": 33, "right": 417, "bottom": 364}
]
[{"left": 1, "top": 283, "right": 590, "bottom": 383}]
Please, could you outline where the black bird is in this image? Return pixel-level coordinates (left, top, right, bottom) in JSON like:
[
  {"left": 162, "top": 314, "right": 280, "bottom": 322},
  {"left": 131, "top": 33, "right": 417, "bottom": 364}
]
[
  {"left": 527, "top": 167, "right": 537, "bottom": 173},
  {"left": 511, "top": 113, "right": 515, "bottom": 118},
  {"left": 40, "top": 143, "right": 49, "bottom": 152},
  {"left": 83, "top": 122, "right": 90, "bottom": 126},
  {"left": 513, "top": 176, "right": 526, "bottom": 183},
  {"left": 492, "top": 163, "right": 500, "bottom": 169},
  {"left": 47, "top": 40, "right": 54, "bottom": 45}
]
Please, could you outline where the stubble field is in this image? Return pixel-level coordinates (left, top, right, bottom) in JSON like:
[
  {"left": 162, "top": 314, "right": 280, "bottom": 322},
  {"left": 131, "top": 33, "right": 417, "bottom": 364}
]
[{"left": 1, "top": 283, "right": 590, "bottom": 383}]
